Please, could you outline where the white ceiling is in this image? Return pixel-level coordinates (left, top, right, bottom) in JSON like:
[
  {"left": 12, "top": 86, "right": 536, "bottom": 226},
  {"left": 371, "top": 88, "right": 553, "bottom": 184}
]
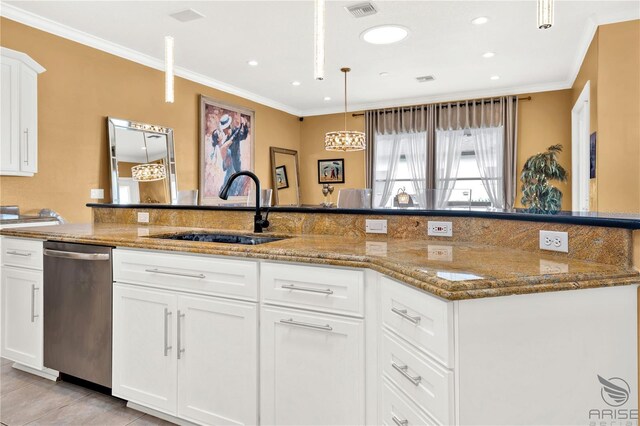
[{"left": 3, "top": 1, "right": 639, "bottom": 116}]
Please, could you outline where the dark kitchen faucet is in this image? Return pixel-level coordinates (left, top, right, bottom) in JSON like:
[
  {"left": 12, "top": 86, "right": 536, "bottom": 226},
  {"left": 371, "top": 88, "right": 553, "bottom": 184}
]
[{"left": 218, "top": 170, "right": 270, "bottom": 233}]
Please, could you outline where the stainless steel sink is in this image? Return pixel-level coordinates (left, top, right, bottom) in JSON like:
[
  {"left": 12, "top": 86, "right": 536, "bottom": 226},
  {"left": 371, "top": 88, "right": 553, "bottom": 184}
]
[{"left": 155, "top": 232, "right": 284, "bottom": 245}]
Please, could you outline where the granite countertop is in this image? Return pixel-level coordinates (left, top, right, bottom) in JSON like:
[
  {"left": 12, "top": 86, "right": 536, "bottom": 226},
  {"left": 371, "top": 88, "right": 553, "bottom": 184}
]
[
  {"left": 1, "top": 223, "right": 638, "bottom": 300},
  {"left": 0, "top": 214, "right": 59, "bottom": 225}
]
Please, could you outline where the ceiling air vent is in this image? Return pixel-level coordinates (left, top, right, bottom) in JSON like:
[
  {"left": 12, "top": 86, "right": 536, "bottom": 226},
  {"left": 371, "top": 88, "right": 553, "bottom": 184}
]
[
  {"left": 416, "top": 75, "right": 436, "bottom": 83},
  {"left": 345, "top": 2, "right": 378, "bottom": 18},
  {"left": 169, "top": 8, "right": 205, "bottom": 23}
]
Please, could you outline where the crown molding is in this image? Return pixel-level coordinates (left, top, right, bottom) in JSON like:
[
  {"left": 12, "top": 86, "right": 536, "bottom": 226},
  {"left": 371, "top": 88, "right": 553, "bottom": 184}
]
[{"left": 0, "top": 3, "right": 303, "bottom": 116}]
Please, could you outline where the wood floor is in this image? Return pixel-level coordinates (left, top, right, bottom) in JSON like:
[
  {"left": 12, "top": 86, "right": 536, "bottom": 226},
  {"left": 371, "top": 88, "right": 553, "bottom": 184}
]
[{"left": 0, "top": 358, "right": 175, "bottom": 425}]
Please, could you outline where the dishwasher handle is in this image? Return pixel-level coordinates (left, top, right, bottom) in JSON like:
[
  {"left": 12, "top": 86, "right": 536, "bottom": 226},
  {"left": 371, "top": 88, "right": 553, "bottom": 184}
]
[{"left": 44, "top": 249, "right": 110, "bottom": 261}]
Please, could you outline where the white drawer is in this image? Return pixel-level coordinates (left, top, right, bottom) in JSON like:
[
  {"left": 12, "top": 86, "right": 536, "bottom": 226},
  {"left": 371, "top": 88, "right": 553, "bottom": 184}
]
[
  {"left": 260, "top": 261, "right": 364, "bottom": 317},
  {"left": 1, "top": 237, "right": 43, "bottom": 270},
  {"left": 381, "top": 330, "right": 454, "bottom": 425},
  {"left": 381, "top": 377, "right": 438, "bottom": 426},
  {"left": 381, "top": 276, "right": 454, "bottom": 368},
  {"left": 113, "top": 249, "right": 258, "bottom": 301}
]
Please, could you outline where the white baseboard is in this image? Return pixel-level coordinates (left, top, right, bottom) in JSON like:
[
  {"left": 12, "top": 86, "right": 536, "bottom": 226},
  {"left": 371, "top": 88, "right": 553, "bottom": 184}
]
[{"left": 12, "top": 362, "right": 59, "bottom": 381}]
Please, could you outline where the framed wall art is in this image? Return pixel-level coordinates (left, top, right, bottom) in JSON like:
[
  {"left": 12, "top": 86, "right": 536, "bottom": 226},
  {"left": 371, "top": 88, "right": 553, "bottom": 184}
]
[
  {"left": 199, "top": 95, "right": 255, "bottom": 205},
  {"left": 318, "top": 159, "right": 345, "bottom": 184}
]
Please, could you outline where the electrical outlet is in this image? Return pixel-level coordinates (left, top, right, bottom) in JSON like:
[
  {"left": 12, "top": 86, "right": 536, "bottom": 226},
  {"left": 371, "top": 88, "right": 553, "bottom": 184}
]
[
  {"left": 137, "top": 212, "right": 150, "bottom": 223},
  {"left": 428, "top": 221, "right": 452, "bottom": 237},
  {"left": 539, "top": 230, "right": 568, "bottom": 253},
  {"left": 365, "top": 219, "right": 387, "bottom": 234},
  {"left": 90, "top": 188, "right": 104, "bottom": 199}
]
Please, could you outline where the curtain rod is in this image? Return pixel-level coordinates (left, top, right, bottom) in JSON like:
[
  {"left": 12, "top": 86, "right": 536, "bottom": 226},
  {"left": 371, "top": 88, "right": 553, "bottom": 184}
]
[{"left": 351, "top": 96, "right": 532, "bottom": 117}]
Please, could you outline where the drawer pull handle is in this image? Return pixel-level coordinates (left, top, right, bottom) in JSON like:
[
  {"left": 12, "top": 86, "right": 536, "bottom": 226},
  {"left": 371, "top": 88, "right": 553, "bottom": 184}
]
[
  {"left": 177, "top": 310, "right": 185, "bottom": 360},
  {"left": 391, "top": 307, "right": 421, "bottom": 324},
  {"left": 392, "top": 416, "right": 409, "bottom": 426},
  {"left": 7, "top": 250, "right": 31, "bottom": 257},
  {"left": 44, "top": 249, "right": 109, "bottom": 261},
  {"left": 163, "top": 308, "right": 172, "bottom": 356},
  {"left": 392, "top": 362, "right": 422, "bottom": 386},
  {"left": 281, "top": 284, "right": 333, "bottom": 295},
  {"left": 280, "top": 318, "right": 333, "bottom": 332},
  {"left": 145, "top": 268, "right": 205, "bottom": 279},
  {"left": 31, "top": 285, "right": 39, "bottom": 322}
]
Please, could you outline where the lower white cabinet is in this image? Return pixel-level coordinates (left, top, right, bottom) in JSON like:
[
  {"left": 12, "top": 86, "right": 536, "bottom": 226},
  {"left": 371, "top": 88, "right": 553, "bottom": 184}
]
[
  {"left": 260, "top": 305, "right": 365, "bottom": 426},
  {"left": 1, "top": 266, "right": 43, "bottom": 368},
  {"left": 112, "top": 283, "right": 258, "bottom": 425}
]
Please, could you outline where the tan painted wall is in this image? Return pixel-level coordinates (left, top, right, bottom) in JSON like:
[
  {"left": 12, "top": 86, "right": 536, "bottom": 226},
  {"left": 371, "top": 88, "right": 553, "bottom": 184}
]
[
  {"left": 299, "top": 112, "right": 366, "bottom": 205},
  {"left": 515, "top": 90, "right": 573, "bottom": 211},
  {"left": 596, "top": 20, "right": 640, "bottom": 214},
  {"left": 0, "top": 18, "right": 301, "bottom": 223}
]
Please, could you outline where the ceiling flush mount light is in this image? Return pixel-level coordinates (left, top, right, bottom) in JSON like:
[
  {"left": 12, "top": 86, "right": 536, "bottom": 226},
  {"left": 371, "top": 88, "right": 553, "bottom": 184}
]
[
  {"left": 132, "top": 132, "right": 167, "bottom": 182},
  {"left": 325, "top": 67, "right": 366, "bottom": 152},
  {"left": 490, "top": 75, "right": 500, "bottom": 80},
  {"left": 164, "top": 36, "right": 174, "bottom": 103},
  {"left": 314, "top": 0, "right": 325, "bottom": 80},
  {"left": 482, "top": 51, "right": 495, "bottom": 58},
  {"left": 471, "top": 16, "right": 489, "bottom": 25},
  {"left": 537, "top": 0, "right": 554, "bottom": 29},
  {"left": 292, "top": 81, "right": 301, "bottom": 86},
  {"left": 379, "top": 71, "right": 389, "bottom": 77},
  {"left": 247, "top": 60, "right": 258, "bottom": 67},
  {"left": 362, "top": 25, "right": 409, "bottom": 45}
]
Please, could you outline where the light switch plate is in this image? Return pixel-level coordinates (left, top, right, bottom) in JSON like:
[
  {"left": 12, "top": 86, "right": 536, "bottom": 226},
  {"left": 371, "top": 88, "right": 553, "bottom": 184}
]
[
  {"left": 90, "top": 188, "right": 104, "bottom": 199},
  {"left": 137, "top": 212, "right": 150, "bottom": 223},
  {"left": 539, "top": 230, "right": 569, "bottom": 253},
  {"left": 428, "top": 221, "right": 453, "bottom": 237},
  {"left": 365, "top": 219, "right": 387, "bottom": 234}
]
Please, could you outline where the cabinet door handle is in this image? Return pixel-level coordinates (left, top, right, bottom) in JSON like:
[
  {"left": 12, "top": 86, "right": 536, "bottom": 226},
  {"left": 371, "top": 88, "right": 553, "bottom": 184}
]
[
  {"left": 163, "top": 308, "right": 172, "bottom": 356},
  {"left": 177, "top": 310, "right": 185, "bottom": 359},
  {"left": 6, "top": 250, "right": 31, "bottom": 257},
  {"left": 24, "top": 129, "right": 29, "bottom": 163},
  {"left": 281, "top": 284, "right": 333, "bottom": 295},
  {"left": 391, "top": 362, "right": 421, "bottom": 386},
  {"left": 391, "top": 307, "right": 421, "bottom": 324},
  {"left": 31, "top": 285, "right": 39, "bottom": 322},
  {"left": 279, "top": 318, "right": 333, "bottom": 331},
  {"left": 145, "top": 268, "right": 205, "bottom": 279},
  {"left": 392, "top": 415, "right": 409, "bottom": 426}
]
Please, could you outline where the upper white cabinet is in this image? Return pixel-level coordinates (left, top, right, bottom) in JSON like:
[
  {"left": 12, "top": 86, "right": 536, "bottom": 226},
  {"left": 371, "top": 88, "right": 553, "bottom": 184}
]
[{"left": 0, "top": 47, "right": 45, "bottom": 176}]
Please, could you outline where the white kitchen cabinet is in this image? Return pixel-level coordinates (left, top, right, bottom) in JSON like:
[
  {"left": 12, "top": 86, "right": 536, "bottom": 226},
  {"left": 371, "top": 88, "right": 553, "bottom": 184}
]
[
  {"left": 1, "top": 266, "right": 43, "bottom": 369},
  {"left": 177, "top": 295, "right": 258, "bottom": 426},
  {"left": 260, "top": 305, "right": 365, "bottom": 426},
  {"left": 0, "top": 47, "right": 45, "bottom": 176},
  {"left": 112, "top": 284, "right": 178, "bottom": 415}
]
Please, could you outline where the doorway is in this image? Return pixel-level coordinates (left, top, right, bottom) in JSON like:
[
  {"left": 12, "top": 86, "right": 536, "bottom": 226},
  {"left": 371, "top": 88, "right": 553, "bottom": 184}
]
[{"left": 571, "top": 81, "right": 591, "bottom": 212}]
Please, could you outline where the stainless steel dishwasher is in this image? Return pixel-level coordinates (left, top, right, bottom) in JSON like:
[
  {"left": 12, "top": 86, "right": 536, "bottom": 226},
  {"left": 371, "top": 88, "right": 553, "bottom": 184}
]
[{"left": 43, "top": 241, "right": 113, "bottom": 388}]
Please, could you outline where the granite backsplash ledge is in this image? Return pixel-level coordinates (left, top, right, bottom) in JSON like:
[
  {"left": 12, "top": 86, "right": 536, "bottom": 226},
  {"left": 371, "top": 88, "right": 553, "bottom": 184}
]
[{"left": 91, "top": 206, "right": 633, "bottom": 268}]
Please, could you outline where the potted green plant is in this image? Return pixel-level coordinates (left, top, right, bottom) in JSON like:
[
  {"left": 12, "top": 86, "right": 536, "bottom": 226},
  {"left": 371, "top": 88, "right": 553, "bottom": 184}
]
[{"left": 520, "top": 144, "right": 568, "bottom": 214}]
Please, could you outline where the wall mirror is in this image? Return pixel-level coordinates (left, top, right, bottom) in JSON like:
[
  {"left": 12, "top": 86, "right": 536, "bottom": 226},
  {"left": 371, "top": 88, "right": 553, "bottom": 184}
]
[
  {"left": 270, "top": 147, "right": 301, "bottom": 206},
  {"left": 108, "top": 117, "right": 177, "bottom": 204}
]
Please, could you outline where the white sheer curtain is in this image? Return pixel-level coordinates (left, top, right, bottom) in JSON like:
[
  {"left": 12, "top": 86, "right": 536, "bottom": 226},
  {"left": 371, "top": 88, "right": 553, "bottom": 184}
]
[
  {"left": 435, "top": 129, "right": 464, "bottom": 209},
  {"left": 373, "top": 132, "right": 427, "bottom": 208},
  {"left": 473, "top": 126, "right": 504, "bottom": 209},
  {"left": 374, "top": 133, "right": 403, "bottom": 207}
]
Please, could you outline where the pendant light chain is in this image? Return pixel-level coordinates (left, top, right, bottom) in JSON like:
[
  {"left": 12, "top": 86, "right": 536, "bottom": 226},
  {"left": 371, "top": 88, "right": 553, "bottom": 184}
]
[
  {"left": 324, "top": 67, "right": 366, "bottom": 152},
  {"left": 344, "top": 69, "right": 348, "bottom": 131}
]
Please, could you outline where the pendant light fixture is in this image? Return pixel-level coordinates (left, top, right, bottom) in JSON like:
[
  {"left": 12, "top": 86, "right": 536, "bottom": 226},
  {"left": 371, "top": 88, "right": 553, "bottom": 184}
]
[
  {"left": 537, "top": 0, "right": 554, "bottom": 30},
  {"left": 314, "top": 0, "right": 325, "bottom": 80},
  {"left": 132, "top": 132, "right": 167, "bottom": 182},
  {"left": 165, "top": 36, "right": 174, "bottom": 103},
  {"left": 325, "top": 68, "right": 366, "bottom": 151}
]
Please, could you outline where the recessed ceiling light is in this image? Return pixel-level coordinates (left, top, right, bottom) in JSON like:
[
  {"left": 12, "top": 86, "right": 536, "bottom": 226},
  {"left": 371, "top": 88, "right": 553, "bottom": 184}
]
[
  {"left": 482, "top": 52, "right": 495, "bottom": 58},
  {"left": 379, "top": 72, "right": 389, "bottom": 77},
  {"left": 247, "top": 60, "right": 258, "bottom": 67},
  {"left": 324, "top": 96, "right": 331, "bottom": 101},
  {"left": 490, "top": 75, "right": 500, "bottom": 80},
  {"left": 292, "top": 81, "right": 301, "bottom": 86},
  {"left": 471, "top": 16, "right": 489, "bottom": 25},
  {"left": 361, "top": 25, "right": 409, "bottom": 45}
]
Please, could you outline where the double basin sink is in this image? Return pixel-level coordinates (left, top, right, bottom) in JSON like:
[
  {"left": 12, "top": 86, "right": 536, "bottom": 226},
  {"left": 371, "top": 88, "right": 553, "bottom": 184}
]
[{"left": 155, "top": 232, "right": 284, "bottom": 245}]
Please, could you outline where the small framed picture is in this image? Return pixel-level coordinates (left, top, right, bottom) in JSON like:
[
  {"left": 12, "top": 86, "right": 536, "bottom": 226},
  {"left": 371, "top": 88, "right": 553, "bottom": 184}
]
[
  {"left": 318, "top": 159, "right": 345, "bottom": 184},
  {"left": 275, "top": 165, "right": 289, "bottom": 189}
]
